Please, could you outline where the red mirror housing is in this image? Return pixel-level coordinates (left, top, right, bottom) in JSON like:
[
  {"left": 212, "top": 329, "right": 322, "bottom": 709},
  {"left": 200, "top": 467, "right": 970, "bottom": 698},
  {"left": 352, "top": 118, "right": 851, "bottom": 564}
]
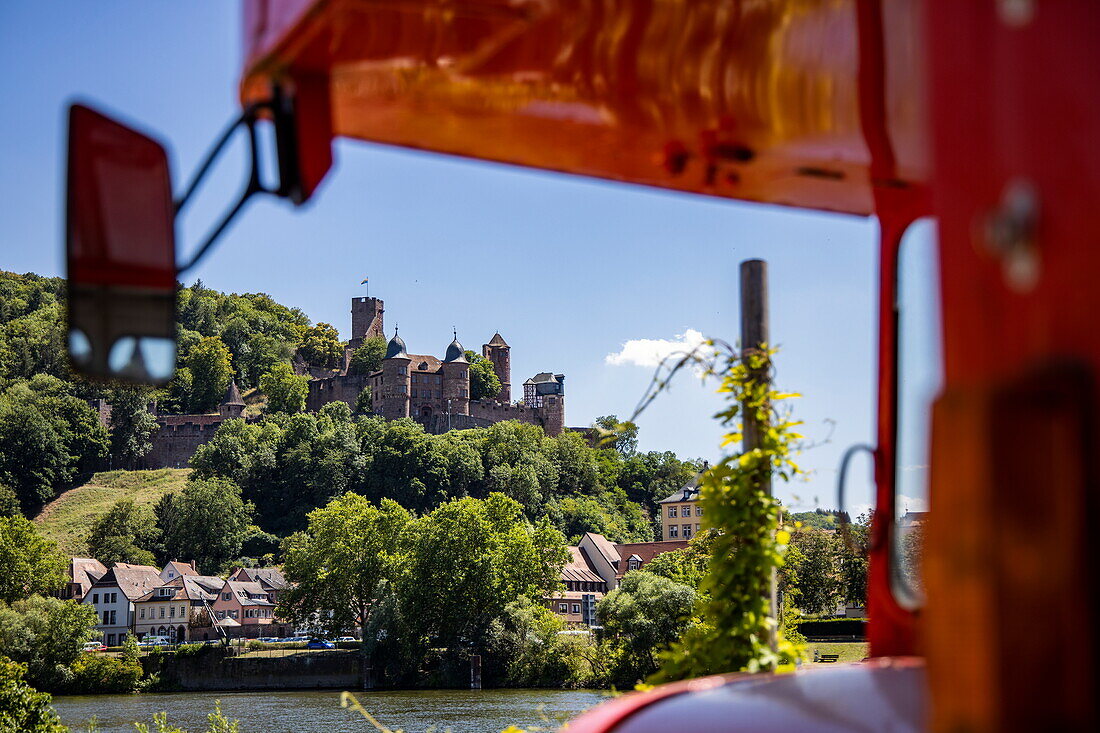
[{"left": 66, "top": 103, "right": 177, "bottom": 384}]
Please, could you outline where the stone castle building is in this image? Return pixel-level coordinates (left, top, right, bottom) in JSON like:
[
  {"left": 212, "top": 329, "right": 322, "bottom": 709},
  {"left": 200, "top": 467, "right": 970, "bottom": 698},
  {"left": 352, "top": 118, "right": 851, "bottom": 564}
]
[
  {"left": 122, "top": 294, "right": 567, "bottom": 468},
  {"left": 308, "top": 296, "right": 566, "bottom": 436}
]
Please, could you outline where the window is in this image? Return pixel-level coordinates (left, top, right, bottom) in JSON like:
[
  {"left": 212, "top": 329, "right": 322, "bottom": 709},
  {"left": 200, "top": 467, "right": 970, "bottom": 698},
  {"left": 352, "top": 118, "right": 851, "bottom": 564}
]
[
  {"left": 111, "top": 592, "right": 118, "bottom": 603},
  {"left": 668, "top": 506, "right": 678, "bottom": 518},
  {"left": 399, "top": 385, "right": 407, "bottom": 393},
  {"left": 180, "top": 606, "right": 186, "bottom": 618},
  {"left": 399, "top": 366, "right": 407, "bottom": 375},
  {"left": 140, "top": 608, "right": 146, "bottom": 619},
  {"left": 107, "top": 634, "right": 116, "bottom": 646},
  {"left": 696, "top": 506, "right": 703, "bottom": 516},
  {"left": 412, "top": 375, "right": 418, "bottom": 383},
  {"left": 436, "top": 376, "right": 442, "bottom": 385},
  {"left": 102, "top": 610, "right": 109, "bottom": 624},
  {"left": 682, "top": 524, "right": 692, "bottom": 539},
  {"left": 169, "top": 606, "right": 176, "bottom": 618},
  {"left": 558, "top": 603, "right": 568, "bottom": 613},
  {"left": 628, "top": 560, "right": 639, "bottom": 571},
  {"left": 109, "top": 610, "right": 116, "bottom": 625},
  {"left": 223, "top": 593, "right": 231, "bottom": 600},
  {"left": 92, "top": 593, "right": 99, "bottom": 604},
  {"left": 572, "top": 604, "right": 581, "bottom": 614},
  {"left": 461, "top": 389, "right": 467, "bottom": 397},
  {"left": 160, "top": 607, "right": 165, "bottom": 619},
  {"left": 159, "top": 588, "right": 173, "bottom": 597},
  {"left": 669, "top": 525, "right": 679, "bottom": 538},
  {"left": 696, "top": 523, "right": 701, "bottom": 532}
]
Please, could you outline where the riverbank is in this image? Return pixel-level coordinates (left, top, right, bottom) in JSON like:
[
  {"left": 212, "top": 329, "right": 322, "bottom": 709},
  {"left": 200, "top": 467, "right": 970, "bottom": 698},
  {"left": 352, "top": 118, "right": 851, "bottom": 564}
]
[{"left": 51, "top": 688, "right": 609, "bottom": 733}]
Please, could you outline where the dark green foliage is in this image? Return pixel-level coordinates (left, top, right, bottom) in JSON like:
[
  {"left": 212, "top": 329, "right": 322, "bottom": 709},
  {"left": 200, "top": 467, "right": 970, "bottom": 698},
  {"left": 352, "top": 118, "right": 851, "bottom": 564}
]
[
  {"left": 594, "top": 415, "right": 638, "bottom": 457},
  {"left": 0, "top": 272, "right": 68, "bottom": 384},
  {"left": 348, "top": 336, "right": 386, "bottom": 375},
  {"left": 87, "top": 500, "right": 159, "bottom": 566},
  {"left": 787, "top": 527, "right": 842, "bottom": 615},
  {"left": 597, "top": 571, "right": 696, "bottom": 681},
  {"left": 644, "top": 530, "right": 716, "bottom": 588},
  {"left": 0, "top": 486, "right": 19, "bottom": 519},
  {"left": 0, "top": 376, "right": 108, "bottom": 511},
  {"left": 839, "top": 512, "right": 870, "bottom": 605},
  {"left": 180, "top": 337, "right": 233, "bottom": 413},
  {"left": 259, "top": 362, "right": 308, "bottom": 414},
  {"left": 297, "top": 322, "right": 343, "bottom": 369},
  {"left": 353, "top": 386, "right": 373, "bottom": 416},
  {"left": 63, "top": 651, "right": 143, "bottom": 694},
  {"left": 107, "top": 387, "right": 159, "bottom": 470},
  {"left": 0, "top": 656, "right": 67, "bottom": 733},
  {"left": 796, "top": 618, "right": 867, "bottom": 638},
  {"left": 0, "top": 516, "right": 67, "bottom": 604},
  {"left": 154, "top": 477, "right": 254, "bottom": 574},
  {"left": 464, "top": 350, "right": 502, "bottom": 400},
  {"left": 0, "top": 596, "right": 99, "bottom": 691}
]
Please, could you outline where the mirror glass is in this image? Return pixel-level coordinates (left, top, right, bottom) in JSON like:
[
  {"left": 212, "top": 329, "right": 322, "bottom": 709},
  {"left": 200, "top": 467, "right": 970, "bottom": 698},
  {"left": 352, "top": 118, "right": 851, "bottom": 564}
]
[
  {"left": 66, "top": 104, "right": 177, "bottom": 384},
  {"left": 892, "top": 217, "right": 942, "bottom": 608}
]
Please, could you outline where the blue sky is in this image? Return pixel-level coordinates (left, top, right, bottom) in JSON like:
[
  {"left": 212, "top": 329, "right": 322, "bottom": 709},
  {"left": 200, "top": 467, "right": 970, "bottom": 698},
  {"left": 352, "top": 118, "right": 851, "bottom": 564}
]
[{"left": 0, "top": 2, "right": 933, "bottom": 515}]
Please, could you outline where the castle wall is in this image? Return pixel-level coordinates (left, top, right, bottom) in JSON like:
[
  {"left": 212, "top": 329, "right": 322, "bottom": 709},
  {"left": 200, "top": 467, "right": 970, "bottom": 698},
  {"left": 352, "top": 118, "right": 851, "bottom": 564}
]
[
  {"left": 468, "top": 397, "right": 566, "bottom": 436},
  {"left": 145, "top": 415, "right": 225, "bottom": 469},
  {"left": 307, "top": 374, "right": 371, "bottom": 413}
]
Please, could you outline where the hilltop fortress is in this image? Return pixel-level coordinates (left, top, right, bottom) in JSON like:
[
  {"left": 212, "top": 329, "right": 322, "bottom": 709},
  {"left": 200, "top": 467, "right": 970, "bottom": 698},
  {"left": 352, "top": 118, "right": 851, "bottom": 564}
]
[
  {"left": 307, "top": 296, "right": 566, "bottom": 436},
  {"left": 131, "top": 295, "right": 566, "bottom": 469}
]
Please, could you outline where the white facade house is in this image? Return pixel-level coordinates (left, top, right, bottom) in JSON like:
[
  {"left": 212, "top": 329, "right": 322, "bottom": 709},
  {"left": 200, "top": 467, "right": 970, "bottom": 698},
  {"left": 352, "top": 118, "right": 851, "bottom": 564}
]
[{"left": 82, "top": 562, "right": 162, "bottom": 646}]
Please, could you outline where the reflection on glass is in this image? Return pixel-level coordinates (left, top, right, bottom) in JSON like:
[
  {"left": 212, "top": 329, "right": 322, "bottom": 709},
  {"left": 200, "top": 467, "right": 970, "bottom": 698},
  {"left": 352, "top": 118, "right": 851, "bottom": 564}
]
[
  {"left": 893, "top": 218, "right": 942, "bottom": 608},
  {"left": 68, "top": 328, "right": 92, "bottom": 366},
  {"left": 107, "top": 336, "right": 176, "bottom": 383}
]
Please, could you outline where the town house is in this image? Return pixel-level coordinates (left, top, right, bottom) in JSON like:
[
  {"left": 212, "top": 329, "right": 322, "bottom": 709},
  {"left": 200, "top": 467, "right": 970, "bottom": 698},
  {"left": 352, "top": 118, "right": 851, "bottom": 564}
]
[
  {"left": 82, "top": 562, "right": 162, "bottom": 646},
  {"left": 211, "top": 579, "right": 285, "bottom": 638},
  {"left": 133, "top": 574, "right": 223, "bottom": 642}
]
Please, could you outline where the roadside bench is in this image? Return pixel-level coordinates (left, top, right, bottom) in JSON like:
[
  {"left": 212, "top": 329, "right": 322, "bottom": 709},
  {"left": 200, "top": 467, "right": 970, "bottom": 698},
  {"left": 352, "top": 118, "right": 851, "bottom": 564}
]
[{"left": 813, "top": 653, "right": 840, "bottom": 663}]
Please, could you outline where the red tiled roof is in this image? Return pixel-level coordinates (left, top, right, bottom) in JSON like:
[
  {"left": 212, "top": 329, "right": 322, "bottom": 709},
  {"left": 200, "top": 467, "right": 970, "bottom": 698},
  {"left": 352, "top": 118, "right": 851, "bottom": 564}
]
[{"left": 612, "top": 540, "right": 688, "bottom": 578}]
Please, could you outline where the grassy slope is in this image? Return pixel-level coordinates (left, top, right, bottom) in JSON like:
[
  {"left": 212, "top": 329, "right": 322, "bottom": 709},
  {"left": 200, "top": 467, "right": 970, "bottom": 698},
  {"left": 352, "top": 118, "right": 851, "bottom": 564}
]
[
  {"left": 33, "top": 469, "right": 190, "bottom": 557},
  {"left": 807, "top": 641, "right": 869, "bottom": 664}
]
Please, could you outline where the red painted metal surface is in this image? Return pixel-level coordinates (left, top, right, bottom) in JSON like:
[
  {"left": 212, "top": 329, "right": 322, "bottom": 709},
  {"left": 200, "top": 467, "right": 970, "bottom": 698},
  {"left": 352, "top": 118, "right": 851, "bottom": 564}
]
[{"left": 240, "top": 0, "right": 928, "bottom": 217}]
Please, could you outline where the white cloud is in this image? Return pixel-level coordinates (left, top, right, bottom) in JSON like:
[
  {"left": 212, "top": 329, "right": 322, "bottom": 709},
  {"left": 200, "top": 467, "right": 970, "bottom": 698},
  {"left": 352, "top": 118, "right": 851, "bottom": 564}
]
[
  {"left": 897, "top": 494, "right": 929, "bottom": 514},
  {"left": 605, "top": 329, "right": 709, "bottom": 368}
]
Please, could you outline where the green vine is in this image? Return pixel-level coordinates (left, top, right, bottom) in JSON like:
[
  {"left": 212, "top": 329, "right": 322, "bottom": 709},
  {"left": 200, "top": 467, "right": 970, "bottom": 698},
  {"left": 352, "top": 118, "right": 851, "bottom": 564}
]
[{"left": 605, "top": 341, "right": 805, "bottom": 680}]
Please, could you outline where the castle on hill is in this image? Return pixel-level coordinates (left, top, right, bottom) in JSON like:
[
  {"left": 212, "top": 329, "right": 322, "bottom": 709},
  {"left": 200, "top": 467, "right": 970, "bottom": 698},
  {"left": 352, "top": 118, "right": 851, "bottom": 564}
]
[
  {"left": 123, "top": 293, "right": 567, "bottom": 468},
  {"left": 306, "top": 296, "right": 566, "bottom": 436}
]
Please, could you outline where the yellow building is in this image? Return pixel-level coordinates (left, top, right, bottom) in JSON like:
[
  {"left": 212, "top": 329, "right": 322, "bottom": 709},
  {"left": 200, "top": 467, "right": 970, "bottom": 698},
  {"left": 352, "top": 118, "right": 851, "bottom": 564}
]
[{"left": 658, "top": 483, "right": 702, "bottom": 541}]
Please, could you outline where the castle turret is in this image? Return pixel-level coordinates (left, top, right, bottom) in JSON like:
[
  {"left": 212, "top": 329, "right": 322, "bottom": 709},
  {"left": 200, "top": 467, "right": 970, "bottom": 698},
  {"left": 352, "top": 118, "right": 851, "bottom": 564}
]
[
  {"left": 482, "top": 332, "right": 511, "bottom": 402},
  {"left": 218, "top": 380, "right": 245, "bottom": 419},
  {"left": 442, "top": 332, "right": 471, "bottom": 416},
  {"left": 350, "top": 297, "right": 385, "bottom": 348},
  {"left": 380, "top": 329, "right": 410, "bottom": 418}
]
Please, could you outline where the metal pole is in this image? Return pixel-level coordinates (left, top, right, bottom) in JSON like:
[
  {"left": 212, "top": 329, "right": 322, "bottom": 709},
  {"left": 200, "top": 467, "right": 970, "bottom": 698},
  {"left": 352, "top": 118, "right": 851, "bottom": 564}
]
[{"left": 740, "top": 259, "right": 778, "bottom": 652}]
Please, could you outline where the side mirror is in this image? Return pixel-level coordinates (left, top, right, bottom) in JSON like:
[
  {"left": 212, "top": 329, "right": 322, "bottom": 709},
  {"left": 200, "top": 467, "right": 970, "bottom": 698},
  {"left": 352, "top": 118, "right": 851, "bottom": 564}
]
[{"left": 66, "top": 104, "right": 177, "bottom": 384}]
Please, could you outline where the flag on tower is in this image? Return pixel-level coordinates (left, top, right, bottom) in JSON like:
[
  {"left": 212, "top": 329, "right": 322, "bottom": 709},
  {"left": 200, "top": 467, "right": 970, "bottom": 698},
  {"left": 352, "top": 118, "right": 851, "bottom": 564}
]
[{"left": 360, "top": 278, "right": 369, "bottom": 285}]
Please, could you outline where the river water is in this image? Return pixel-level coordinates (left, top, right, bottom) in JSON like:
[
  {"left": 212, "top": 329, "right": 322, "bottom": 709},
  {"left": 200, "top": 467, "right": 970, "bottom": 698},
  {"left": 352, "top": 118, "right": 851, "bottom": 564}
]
[{"left": 50, "top": 688, "right": 608, "bottom": 733}]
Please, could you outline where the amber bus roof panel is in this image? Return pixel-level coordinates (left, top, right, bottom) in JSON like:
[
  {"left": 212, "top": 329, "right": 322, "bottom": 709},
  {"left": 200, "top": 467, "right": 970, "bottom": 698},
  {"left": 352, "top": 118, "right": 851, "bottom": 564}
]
[{"left": 241, "top": 0, "right": 929, "bottom": 217}]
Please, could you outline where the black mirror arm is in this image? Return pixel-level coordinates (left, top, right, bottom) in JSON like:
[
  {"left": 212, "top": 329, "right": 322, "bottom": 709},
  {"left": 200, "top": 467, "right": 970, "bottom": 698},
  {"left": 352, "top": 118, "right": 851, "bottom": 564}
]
[{"left": 175, "top": 98, "right": 287, "bottom": 277}]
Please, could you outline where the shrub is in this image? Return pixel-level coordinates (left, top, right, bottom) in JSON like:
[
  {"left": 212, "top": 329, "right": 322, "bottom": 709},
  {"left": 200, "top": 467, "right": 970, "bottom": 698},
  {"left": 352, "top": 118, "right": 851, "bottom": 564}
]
[
  {"left": 0, "top": 656, "right": 67, "bottom": 733},
  {"left": 64, "top": 653, "right": 143, "bottom": 694}
]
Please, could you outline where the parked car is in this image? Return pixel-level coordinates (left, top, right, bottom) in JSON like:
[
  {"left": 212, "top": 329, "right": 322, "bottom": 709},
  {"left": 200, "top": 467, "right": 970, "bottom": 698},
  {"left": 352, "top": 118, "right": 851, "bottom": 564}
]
[
  {"left": 82, "top": 641, "right": 106, "bottom": 652},
  {"left": 306, "top": 639, "right": 335, "bottom": 650},
  {"left": 335, "top": 636, "right": 357, "bottom": 643},
  {"left": 140, "top": 635, "right": 173, "bottom": 647}
]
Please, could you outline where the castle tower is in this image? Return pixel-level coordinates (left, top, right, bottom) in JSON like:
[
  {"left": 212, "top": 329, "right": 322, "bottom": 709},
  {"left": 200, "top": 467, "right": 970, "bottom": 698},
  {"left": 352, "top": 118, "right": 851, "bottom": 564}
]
[
  {"left": 350, "top": 297, "right": 385, "bottom": 348},
  {"left": 380, "top": 329, "right": 410, "bottom": 418},
  {"left": 442, "top": 332, "right": 471, "bottom": 416},
  {"left": 218, "top": 380, "right": 245, "bottom": 419},
  {"left": 482, "top": 332, "right": 511, "bottom": 402}
]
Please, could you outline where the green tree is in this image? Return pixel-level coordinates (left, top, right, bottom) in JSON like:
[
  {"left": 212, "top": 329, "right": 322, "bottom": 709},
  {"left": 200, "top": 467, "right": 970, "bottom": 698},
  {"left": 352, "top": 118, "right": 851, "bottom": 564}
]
[
  {"left": 156, "top": 478, "right": 254, "bottom": 574},
  {"left": 398, "top": 494, "right": 568, "bottom": 653},
  {"left": 107, "top": 387, "right": 159, "bottom": 469},
  {"left": 644, "top": 530, "right": 716, "bottom": 589},
  {"left": 259, "top": 362, "right": 308, "bottom": 414},
  {"left": 183, "top": 337, "right": 233, "bottom": 413},
  {"left": 597, "top": 571, "right": 696, "bottom": 680},
  {"left": 0, "top": 485, "right": 19, "bottom": 519},
  {"left": 0, "top": 517, "right": 66, "bottom": 603},
  {"left": 0, "top": 656, "right": 68, "bottom": 733},
  {"left": 0, "top": 596, "right": 99, "bottom": 690},
  {"left": 838, "top": 512, "right": 871, "bottom": 606},
  {"left": 0, "top": 377, "right": 108, "bottom": 510},
  {"left": 594, "top": 415, "right": 639, "bottom": 457},
  {"left": 87, "top": 500, "right": 159, "bottom": 566},
  {"left": 348, "top": 336, "right": 387, "bottom": 375},
  {"left": 353, "top": 386, "right": 373, "bottom": 416},
  {"left": 788, "top": 527, "right": 842, "bottom": 615},
  {"left": 464, "top": 350, "right": 502, "bottom": 400},
  {"left": 298, "top": 323, "right": 343, "bottom": 369},
  {"left": 280, "top": 494, "right": 411, "bottom": 688}
]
